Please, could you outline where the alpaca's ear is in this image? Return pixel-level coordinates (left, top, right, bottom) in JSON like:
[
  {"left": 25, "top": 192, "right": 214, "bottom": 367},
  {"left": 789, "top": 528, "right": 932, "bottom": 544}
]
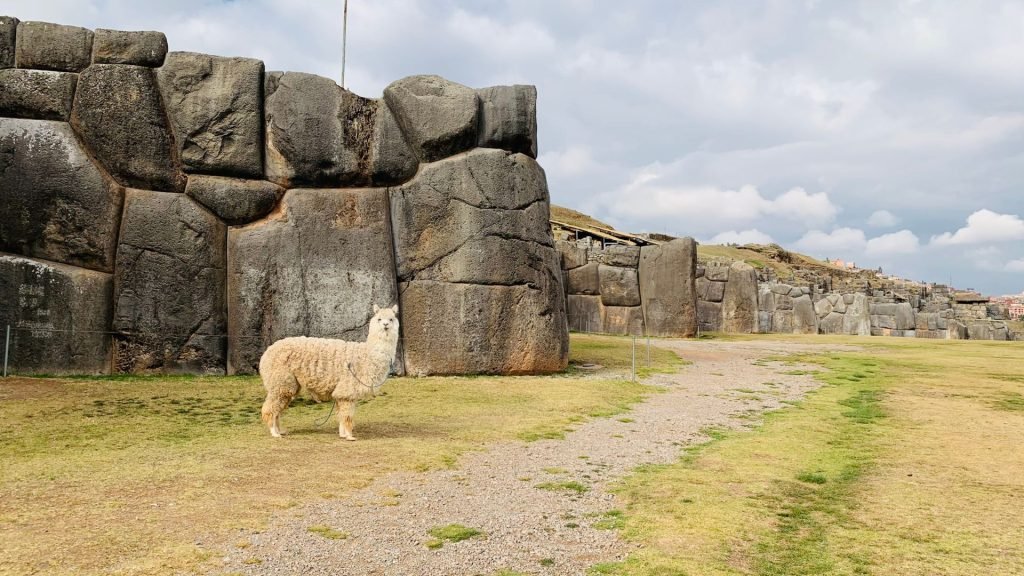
[
  {"left": 373, "top": 304, "right": 381, "bottom": 313},
  {"left": 391, "top": 304, "right": 398, "bottom": 314}
]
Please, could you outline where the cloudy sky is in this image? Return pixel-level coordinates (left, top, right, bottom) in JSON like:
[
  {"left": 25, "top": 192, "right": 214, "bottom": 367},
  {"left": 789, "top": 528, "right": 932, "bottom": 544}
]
[{"left": 9, "top": 0, "right": 1024, "bottom": 294}]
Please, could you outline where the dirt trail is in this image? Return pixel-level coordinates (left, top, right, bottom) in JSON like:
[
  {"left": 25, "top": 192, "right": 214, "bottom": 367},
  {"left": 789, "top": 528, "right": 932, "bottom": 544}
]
[{"left": 214, "top": 339, "right": 849, "bottom": 576}]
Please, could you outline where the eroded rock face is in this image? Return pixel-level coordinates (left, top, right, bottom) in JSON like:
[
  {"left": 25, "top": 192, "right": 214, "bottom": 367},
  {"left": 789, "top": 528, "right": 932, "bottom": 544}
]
[
  {"left": 792, "top": 295, "right": 818, "bottom": 334},
  {"left": 92, "top": 29, "right": 167, "bottom": 66},
  {"left": 113, "top": 190, "right": 226, "bottom": 374},
  {"left": 0, "top": 253, "right": 112, "bottom": 374},
  {"left": 721, "top": 261, "right": 757, "bottom": 334},
  {"left": 158, "top": 52, "right": 264, "bottom": 178},
  {"left": 0, "top": 68, "right": 77, "bottom": 120},
  {"left": 599, "top": 245, "right": 641, "bottom": 268},
  {"left": 556, "top": 240, "right": 588, "bottom": 270},
  {"left": 0, "top": 17, "right": 17, "bottom": 69},
  {"left": 390, "top": 148, "right": 567, "bottom": 375},
  {"left": 842, "top": 293, "right": 871, "bottom": 336},
  {"left": 567, "top": 294, "right": 602, "bottom": 333},
  {"left": 598, "top": 265, "right": 641, "bottom": 307},
  {"left": 185, "top": 175, "right": 283, "bottom": 225},
  {"left": 639, "top": 238, "right": 697, "bottom": 337},
  {"left": 477, "top": 84, "right": 537, "bottom": 158},
  {"left": 0, "top": 118, "right": 123, "bottom": 271},
  {"left": 603, "top": 305, "right": 644, "bottom": 336},
  {"left": 15, "top": 21, "right": 92, "bottom": 72},
  {"left": 72, "top": 64, "right": 184, "bottom": 191},
  {"left": 567, "top": 262, "right": 600, "bottom": 295},
  {"left": 227, "top": 188, "right": 398, "bottom": 375},
  {"left": 384, "top": 75, "right": 479, "bottom": 162}
]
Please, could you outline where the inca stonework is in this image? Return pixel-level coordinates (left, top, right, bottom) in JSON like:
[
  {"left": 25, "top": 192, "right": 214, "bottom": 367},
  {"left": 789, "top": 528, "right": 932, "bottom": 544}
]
[{"left": 0, "top": 17, "right": 568, "bottom": 375}]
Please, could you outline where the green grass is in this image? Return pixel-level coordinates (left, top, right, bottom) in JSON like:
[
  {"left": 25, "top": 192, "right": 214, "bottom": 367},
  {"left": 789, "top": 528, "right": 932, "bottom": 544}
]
[
  {"left": 307, "top": 525, "right": 348, "bottom": 540},
  {"left": 535, "top": 480, "right": 590, "bottom": 494},
  {"left": 568, "top": 333, "right": 689, "bottom": 379},
  {"left": 425, "top": 524, "right": 484, "bottom": 549}
]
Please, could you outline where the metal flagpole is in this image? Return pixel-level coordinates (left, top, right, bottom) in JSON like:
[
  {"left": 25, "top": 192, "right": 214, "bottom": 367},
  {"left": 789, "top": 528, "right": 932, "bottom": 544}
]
[{"left": 341, "top": 0, "right": 349, "bottom": 88}]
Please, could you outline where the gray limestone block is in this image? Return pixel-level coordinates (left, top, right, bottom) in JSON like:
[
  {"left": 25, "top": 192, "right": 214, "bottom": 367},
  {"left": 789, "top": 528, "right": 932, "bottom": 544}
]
[
  {"left": 639, "top": 238, "right": 698, "bottom": 337},
  {"left": 599, "top": 244, "right": 641, "bottom": 268},
  {"left": 772, "top": 309, "right": 794, "bottom": 333},
  {"left": 814, "top": 297, "right": 833, "bottom": 318},
  {"left": 384, "top": 74, "right": 479, "bottom": 162},
  {"left": 598, "top": 265, "right": 641, "bottom": 307},
  {"left": 792, "top": 294, "right": 818, "bottom": 334},
  {"left": 477, "top": 84, "right": 537, "bottom": 158},
  {"left": 185, "top": 175, "right": 283, "bottom": 225},
  {"left": 771, "top": 283, "right": 793, "bottom": 295},
  {"left": 721, "top": 261, "right": 758, "bottom": 333},
  {"left": 871, "top": 302, "right": 897, "bottom": 316},
  {"left": 567, "top": 294, "right": 603, "bottom": 333},
  {"left": 227, "top": 187, "right": 398, "bottom": 375},
  {"left": 695, "top": 265, "right": 705, "bottom": 278},
  {"left": 0, "top": 118, "right": 123, "bottom": 271},
  {"left": 370, "top": 100, "right": 418, "bottom": 185},
  {"left": 826, "top": 294, "right": 840, "bottom": 306},
  {"left": 873, "top": 315, "right": 896, "bottom": 330},
  {"left": 556, "top": 240, "right": 588, "bottom": 270},
  {"left": 697, "top": 277, "right": 726, "bottom": 303},
  {"left": 775, "top": 294, "right": 794, "bottom": 310},
  {"left": 758, "top": 287, "right": 776, "bottom": 312},
  {"left": 398, "top": 279, "right": 568, "bottom": 376},
  {"left": 834, "top": 296, "right": 847, "bottom": 314},
  {"left": 915, "top": 312, "right": 933, "bottom": 332},
  {"left": 842, "top": 293, "right": 871, "bottom": 335},
  {"left": 0, "top": 17, "right": 17, "bottom": 69},
  {"left": 567, "top": 262, "right": 601, "bottom": 295},
  {"left": 843, "top": 293, "right": 855, "bottom": 305},
  {"left": 947, "top": 321, "right": 967, "bottom": 340},
  {"left": 158, "top": 52, "right": 264, "bottom": 178},
  {"left": 0, "top": 68, "right": 77, "bottom": 120},
  {"left": 0, "top": 253, "right": 112, "bottom": 375},
  {"left": 757, "top": 310, "right": 772, "bottom": 334},
  {"left": 15, "top": 21, "right": 93, "bottom": 72},
  {"left": 705, "top": 264, "right": 730, "bottom": 282},
  {"left": 894, "top": 302, "right": 916, "bottom": 331},
  {"left": 71, "top": 64, "right": 184, "bottom": 191},
  {"left": 789, "top": 286, "right": 804, "bottom": 298},
  {"left": 603, "top": 305, "right": 645, "bottom": 336},
  {"left": 697, "top": 300, "right": 723, "bottom": 332},
  {"left": 92, "top": 28, "right": 167, "bottom": 66},
  {"left": 113, "top": 190, "right": 226, "bottom": 374}
]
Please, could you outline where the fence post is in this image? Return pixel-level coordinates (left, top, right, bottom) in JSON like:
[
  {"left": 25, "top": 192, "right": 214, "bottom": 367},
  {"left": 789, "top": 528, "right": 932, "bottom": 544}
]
[
  {"left": 631, "top": 335, "right": 636, "bottom": 382},
  {"left": 3, "top": 325, "right": 9, "bottom": 377},
  {"left": 647, "top": 335, "right": 651, "bottom": 367}
]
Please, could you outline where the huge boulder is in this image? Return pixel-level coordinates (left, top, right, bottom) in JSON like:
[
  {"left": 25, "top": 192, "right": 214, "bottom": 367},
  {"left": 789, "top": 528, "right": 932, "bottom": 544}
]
[
  {"left": 71, "top": 64, "right": 184, "bottom": 191},
  {"left": 158, "top": 52, "right": 264, "bottom": 178},
  {"left": 638, "top": 238, "right": 697, "bottom": 337},
  {"left": 721, "top": 261, "right": 758, "bottom": 333},
  {"left": 384, "top": 75, "right": 479, "bottom": 162},
  {"left": 603, "top": 305, "right": 645, "bottom": 336},
  {"left": 0, "top": 17, "right": 16, "bottom": 69},
  {"left": 92, "top": 28, "right": 167, "bottom": 66},
  {"left": 264, "top": 72, "right": 416, "bottom": 188},
  {"left": 390, "top": 148, "right": 567, "bottom": 375},
  {"left": 567, "top": 294, "right": 602, "bottom": 333},
  {"left": 113, "top": 190, "right": 226, "bottom": 374},
  {"left": 598, "top": 265, "right": 641, "bottom": 307},
  {"left": 477, "top": 84, "right": 537, "bottom": 158},
  {"left": 0, "top": 68, "right": 77, "bottom": 120},
  {"left": 894, "top": 302, "right": 916, "bottom": 331},
  {"left": 184, "top": 175, "right": 283, "bottom": 225},
  {"left": 15, "top": 21, "right": 92, "bottom": 72},
  {"left": 792, "top": 295, "right": 818, "bottom": 334},
  {"left": 227, "top": 187, "right": 399, "bottom": 375},
  {"left": 556, "top": 240, "right": 588, "bottom": 270},
  {"left": 0, "top": 253, "right": 112, "bottom": 375},
  {"left": 566, "top": 262, "right": 601, "bottom": 295},
  {"left": 842, "top": 293, "right": 871, "bottom": 335},
  {"left": 598, "top": 244, "right": 641, "bottom": 268},
  {"left": 697, "top": 300, "right": 723, "bottom": 332},
  {"left": 0, "top": 118, "right": 123, "bottom": 271}
]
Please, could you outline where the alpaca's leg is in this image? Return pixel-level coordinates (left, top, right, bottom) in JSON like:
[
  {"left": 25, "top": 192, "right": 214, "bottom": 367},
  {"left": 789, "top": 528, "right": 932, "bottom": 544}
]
[
  {"left": 337, "top": 399, "right": 357, "bottom": 441},
  {"left": 261, "top": 373, "right": 299, "bottom": 438}
]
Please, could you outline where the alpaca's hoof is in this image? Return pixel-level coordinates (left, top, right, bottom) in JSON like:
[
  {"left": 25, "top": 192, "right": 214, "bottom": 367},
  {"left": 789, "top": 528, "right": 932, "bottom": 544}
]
[
  {"left": 271, "top": 431, "right": 284, "bottom": 438},
  {"left": 341, "top": 435, "right": 356, "bottom": 442}
]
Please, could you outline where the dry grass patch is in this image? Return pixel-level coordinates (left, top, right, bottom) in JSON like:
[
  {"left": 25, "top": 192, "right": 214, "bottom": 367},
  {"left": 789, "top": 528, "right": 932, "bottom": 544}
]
[{"left": 0, "top": 334, "right": 677, "bottom": 576}]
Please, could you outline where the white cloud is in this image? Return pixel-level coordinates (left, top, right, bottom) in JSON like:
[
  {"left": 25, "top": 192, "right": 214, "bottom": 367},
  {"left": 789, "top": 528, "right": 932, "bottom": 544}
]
[
  {"left": 793, "top": 227, "right": 867, "bottom": 256},
  {"left": 706, "top": 229, "right": 775, "bottom": 245},
  {"left": 865, "top": 230, "right": 920, "bottom": 255},
  {"left": 1006, "top": 259, "right": 1024, "bottom": 272},
  {"left": 867, "top": 209, "right": 900, "bottom": 228},
  {"left": 931, "top": 209, "right": 1024, "bottom": 246},
  {"left": 539, "top": 146, "right": 598, "bottom": 178}
]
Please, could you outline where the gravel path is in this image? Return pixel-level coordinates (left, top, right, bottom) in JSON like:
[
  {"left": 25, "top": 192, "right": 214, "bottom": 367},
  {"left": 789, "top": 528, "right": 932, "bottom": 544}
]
[{"left": 213, "top": 339, "right": 850, "bottom": 576}]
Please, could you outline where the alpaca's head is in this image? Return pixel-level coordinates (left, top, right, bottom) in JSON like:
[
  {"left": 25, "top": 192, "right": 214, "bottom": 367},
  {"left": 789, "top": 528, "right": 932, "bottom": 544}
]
[{"left": 369, "top": 303, "right": 400, "bottom": 341}]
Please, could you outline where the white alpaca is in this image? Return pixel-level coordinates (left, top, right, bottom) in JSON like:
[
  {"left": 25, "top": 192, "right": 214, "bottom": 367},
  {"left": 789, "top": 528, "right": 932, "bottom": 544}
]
[{"left": 259, "top": 304, "right": 400, "bottom": 441}]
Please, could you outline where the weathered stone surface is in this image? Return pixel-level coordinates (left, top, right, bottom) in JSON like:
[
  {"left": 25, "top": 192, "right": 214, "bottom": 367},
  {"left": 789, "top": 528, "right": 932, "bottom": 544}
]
[
  {"left": 15, "top": 21, "right": 92, "bottom": 72},
  {"left": 477, "top": 84, "right": 537, "bottom": 158},
  {"left": 842, "top": 293, "right": 871, "bottom": 336},
  {"left": 0, "top": 68, "right": 76, "bottom": 120},
  {"left": 0, "top": 253, "right": 112, "bottom": 374},
  {"left": 639, "top": 238, "right": 697, "bottom": 337},
  {"left": 567, "top": 262, "right": 600, "bottom": 295},
  {"left": 814, "top": 297, "right": 833, "bottom": 317},
  {"left": 894, "top": 302, "right": 916, "bottom": 331},
  {"left": 598, "top": 244, "right": 641, "bottom": 268},
  {"left": 758, "top": 310, "right": 772, "bottom": 334},
  {"left": 697, "top": 300, "right": 722, "bottom": 332},
  {"left": 71, "top": 64, "right": 184, "bottom": 191},
  {"left": 185, "top": 175, "right": 283, "bottom": 225},
  {"left": 556, "top": 240, "right": 588, "bottom": 270},
  {"left": 873, "top": 314, "right": 897, "bottom": 330},
  {"left": 567, "top": 294, "right": 602, "bottom": 333},
  {"left": 370, "top": 100, "right": 418, "bottom": 184},
  {"left": 603, "top": 305, "right": 645, "bottom": 336},
  {"left": 599, "top": 265, "right": 641, "bottom": 307},
  {"left": 771, "top": 283, "right": 793, "bottom": 295},
  {"left": 113, "top": 190, "right": 226, "bottom": 374},
  {"left": 0, "top": 118, "right": 122, "bottom": 271},
  {"left": 389, "top": 148, "right": 566, "bottom": 375},
  {"left": 227, "top": 187, "right": 398, "bottom": 375},
  {"left": 819, "top": 312, "right": 845, "bottom": 334},
  {"left": 158, "top": 52, "right": 263, "bottom": 178},
  {"left": 721, "top": 261, "right": 758, "bottom": 333},
  {"left": 705, "top": 264, "right": 730, "bottom": 282},
  {"left": 0, "top": 17, "right": 16, "bottom": 69},
  {"left": 92, "top": 28, "right": 167, "bottom": 66},
  {"left": 792, "top": 294, "right": 818, "bottom": 334},
  {"left": 384, "top": 74, "right": 479, "bottom": 162},
  {"left": 772, "top": 309, "right": 794, "bottom": 333}
]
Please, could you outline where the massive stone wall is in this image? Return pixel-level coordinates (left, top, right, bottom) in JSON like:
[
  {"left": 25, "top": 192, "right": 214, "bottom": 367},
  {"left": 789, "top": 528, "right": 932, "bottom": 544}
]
[{"left": 0, "top": 17, "right": 567, "bottom": 375}]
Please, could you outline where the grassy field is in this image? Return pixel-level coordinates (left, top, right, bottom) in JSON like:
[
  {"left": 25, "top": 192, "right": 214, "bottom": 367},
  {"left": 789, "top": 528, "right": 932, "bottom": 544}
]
[
  {"left": 0, "top": 334, "right": 679, "bottom": 576},
  {"left": 596, "top": 337, "right": 1024, "bottom": 576}
]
